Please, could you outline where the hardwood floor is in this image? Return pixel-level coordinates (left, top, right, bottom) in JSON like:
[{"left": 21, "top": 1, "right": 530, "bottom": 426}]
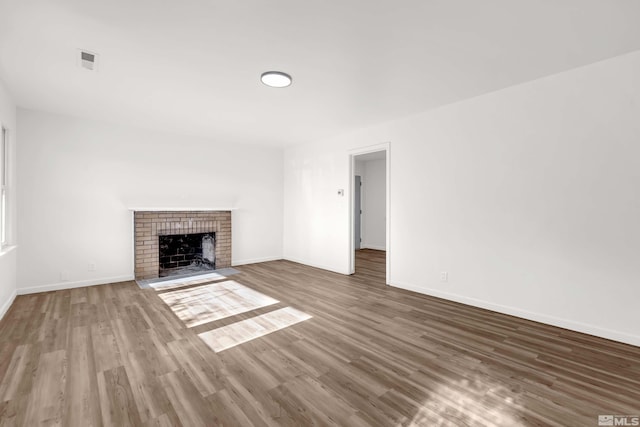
[{"left": 1, "top": 249, "right": 639, "bottom": 426}]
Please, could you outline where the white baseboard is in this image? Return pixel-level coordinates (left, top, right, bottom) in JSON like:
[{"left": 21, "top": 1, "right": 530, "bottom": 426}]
[
  {"left": 0, "top": 289, "right": 17, "bottom": 321},
  {"left": 232, "top": 256, "right": 282, "bottom": 266},
  {"left": 282, "top": 257, "right": 350, "bottom": 275},
  {"left": 17, "top": 275, "right": 135, "bottom": 295},
  {"left": 361, "top": 244, "right": 386, "bottom": 251},
  {"left": 391, "top": 280, "right": 640, "bottom": 347}
]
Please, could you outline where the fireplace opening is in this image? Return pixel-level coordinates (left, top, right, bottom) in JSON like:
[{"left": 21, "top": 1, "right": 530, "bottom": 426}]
[{"left": 158, "top": 232, "right": 216, "bottom": 277}]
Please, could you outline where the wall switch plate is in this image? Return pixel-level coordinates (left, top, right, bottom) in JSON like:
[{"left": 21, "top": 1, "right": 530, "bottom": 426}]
[{"left": 440, "top": 271, "right": 448, "bottom": 282}]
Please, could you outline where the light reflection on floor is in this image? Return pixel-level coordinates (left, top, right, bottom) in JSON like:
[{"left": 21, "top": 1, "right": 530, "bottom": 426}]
[
  {"left": 403, "top": 375, "right": 525, "bottom": 427},
  {"left": 198, "top": 307, "right": 312, "bottom": 352},
  {"left": 158, "top": 280, "right": 279, "bottom": 327}
]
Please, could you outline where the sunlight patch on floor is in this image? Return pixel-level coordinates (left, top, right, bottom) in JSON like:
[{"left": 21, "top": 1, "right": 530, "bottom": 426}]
[
  {"left": 158, "top": 280, "right": 279, "bottom": 327},
  {"left": 198, "top": 307, "right": 312, "bottom": 352},
  {"left": 149, "top": 272, "right": 229, "bottom": 291}
]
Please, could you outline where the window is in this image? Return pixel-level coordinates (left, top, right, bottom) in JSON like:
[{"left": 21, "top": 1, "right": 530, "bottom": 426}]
[{"left": 1, "top": 126, "right": 7, "bottom": 246}]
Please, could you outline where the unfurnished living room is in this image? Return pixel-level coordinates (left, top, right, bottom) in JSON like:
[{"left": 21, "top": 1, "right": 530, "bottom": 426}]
[{"left": 0, "top": 1, "right": 639, "bottom": 426}]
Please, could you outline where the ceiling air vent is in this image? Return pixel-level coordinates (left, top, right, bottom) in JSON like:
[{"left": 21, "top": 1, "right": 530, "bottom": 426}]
[{"left": 78, "top": 50, "right": 98, "bottom": 71}]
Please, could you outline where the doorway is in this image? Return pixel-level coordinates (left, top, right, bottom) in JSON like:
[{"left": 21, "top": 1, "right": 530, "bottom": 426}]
[{"left": 350, "top": 144, "right": 389, "bottom": 284}]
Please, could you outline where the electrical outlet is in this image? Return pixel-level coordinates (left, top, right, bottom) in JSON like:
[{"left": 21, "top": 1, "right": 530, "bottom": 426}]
[
  {"left": 88, "top": 262, "right": 96, "bottom": 272},
  {"left": 440, "top": 271, "right": 448, "bottom": 282},
  {"left": 60, "top": 270, "right": 70, "bottom": 281}
]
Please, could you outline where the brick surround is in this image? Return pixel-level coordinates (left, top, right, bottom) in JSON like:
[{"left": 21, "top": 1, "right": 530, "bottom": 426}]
[{"left": 134, "top": 211, "right": 231, "bottom": 280}]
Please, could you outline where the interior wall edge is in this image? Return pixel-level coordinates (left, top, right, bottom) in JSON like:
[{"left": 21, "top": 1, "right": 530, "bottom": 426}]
[
  {"left": 392, "top": 280, "right": 640, "bottom": 347},
  {"left": 232, "top": 256, "right": 283, "bottom": 266},
  {"left": 0, "top": 289, "right": 17, "bottom": 321},
  {"left": 283, "top": 257, "right": 351, "bottom": 275},
  {"left": 17, "top": 274, "right": 135, "bottom": 295}
]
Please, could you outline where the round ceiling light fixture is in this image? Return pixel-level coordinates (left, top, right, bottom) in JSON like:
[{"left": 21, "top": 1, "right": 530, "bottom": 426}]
[{"left": 260, "top": 71, "right": 292, "bottom": 88}]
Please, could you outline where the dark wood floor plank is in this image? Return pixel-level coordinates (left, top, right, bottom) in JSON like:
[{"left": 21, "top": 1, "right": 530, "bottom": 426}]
[
  {"left": 23, "top": 349, "right": 67, "bottom": 426},
  {"left": 158, "top": 370, "right": 213, "bottom": 427},
  {"left": 97, "top": 365, "right": 143, "bottom": 427},
  {"left": 0, "top": 249, "right": 638, "bottom": 426},
  {"left": 0, "top": 345, "right": 28, "bottom": 403},
  {"left": 122, "top": 349, "right": 174, "bottom": 423},
  {"left": 64, "top": 325, "right": 102, "bottom": 427}
]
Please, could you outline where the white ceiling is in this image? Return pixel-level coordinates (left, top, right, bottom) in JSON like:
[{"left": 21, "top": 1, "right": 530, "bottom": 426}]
[{"left": 1, "top": 0, "right": 640, "bottom": 147}]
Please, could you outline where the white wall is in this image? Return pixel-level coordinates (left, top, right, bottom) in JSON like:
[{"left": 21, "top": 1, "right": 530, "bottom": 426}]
[
  {"left": 17, "top": 109, "right": 283, "bottom": 293},
  {"left": 284, "top": 50, "right": 640, "bottom": 346},
  {"left": 361, "top": 158, "right": 386, "bottom": 250},
  {"left": 0, "top": 78, "right": 17, "bottom": 319}
]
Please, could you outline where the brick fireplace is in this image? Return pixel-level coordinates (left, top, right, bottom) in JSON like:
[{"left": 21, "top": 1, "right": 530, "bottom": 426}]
[{"left": 134, "top": 211, "right": 231, "bottom": 280}]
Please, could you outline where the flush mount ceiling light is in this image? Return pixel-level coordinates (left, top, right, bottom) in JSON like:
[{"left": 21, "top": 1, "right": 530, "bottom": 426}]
[{"left": 260, "top": 71, "right": 292, "bottom": 88}]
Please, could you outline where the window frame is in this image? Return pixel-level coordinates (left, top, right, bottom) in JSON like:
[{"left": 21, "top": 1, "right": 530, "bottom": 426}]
[{"left": 1, "top": 125, "right": 7, "bottom": 247}]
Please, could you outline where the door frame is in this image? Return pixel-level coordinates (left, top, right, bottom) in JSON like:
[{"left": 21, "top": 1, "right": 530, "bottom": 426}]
[
  {"left": 348, "top": 142, "right": 390, "bottom": 284},
  {"left": 354, "top": 174, "right": 362, "bottom": 250}
]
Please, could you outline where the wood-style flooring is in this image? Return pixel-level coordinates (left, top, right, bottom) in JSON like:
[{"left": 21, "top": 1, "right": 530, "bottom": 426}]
[{"left": 1, "top": 249, "right": 639, "bottom": 426}]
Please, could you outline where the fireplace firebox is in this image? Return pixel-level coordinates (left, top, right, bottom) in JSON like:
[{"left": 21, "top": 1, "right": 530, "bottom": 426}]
[{"left": 158, "top": 232, "right": 216, "bottom": 277}]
